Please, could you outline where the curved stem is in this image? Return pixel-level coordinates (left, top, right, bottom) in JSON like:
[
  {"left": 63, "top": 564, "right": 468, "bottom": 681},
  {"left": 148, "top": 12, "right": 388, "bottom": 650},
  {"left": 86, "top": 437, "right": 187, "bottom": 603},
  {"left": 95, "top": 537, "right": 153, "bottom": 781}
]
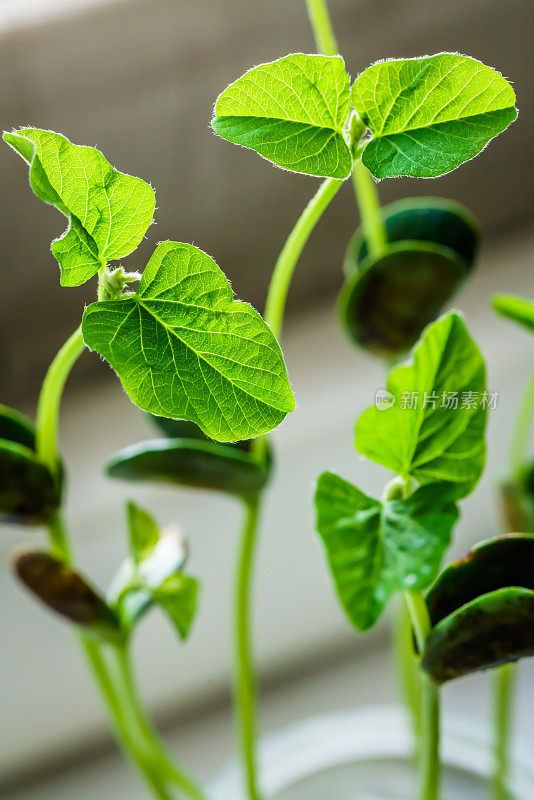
[
  {"left": 509, "top": 367, "right": 534, "bottom": 475},
  {"left": 264, "top": 177, "right": 343, "bottom": 338},
  {"left": 36, "top": 324, "right": 85, "bottom": 472},
  {"left": 235, "top": 494, "right": 263, "bottom": 800},
  {"left": 304, "top": 0, "right": 338, "bottom": 56},
  {"left": 352, "top": 160, "right": 387, "bottom": 257},
  {"left": 492, "top": 663, "right": 516, "bottom": 800},
  {"left": 404, "top": 591, "right": 441, "bottom": 800}
]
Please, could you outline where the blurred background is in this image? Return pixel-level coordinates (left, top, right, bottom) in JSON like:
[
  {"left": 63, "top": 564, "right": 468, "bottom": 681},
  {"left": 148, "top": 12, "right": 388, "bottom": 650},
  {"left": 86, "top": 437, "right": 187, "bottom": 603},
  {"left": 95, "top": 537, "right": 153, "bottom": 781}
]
[{"left": 0, "top": 0, "right": 533, "bottom": 797}]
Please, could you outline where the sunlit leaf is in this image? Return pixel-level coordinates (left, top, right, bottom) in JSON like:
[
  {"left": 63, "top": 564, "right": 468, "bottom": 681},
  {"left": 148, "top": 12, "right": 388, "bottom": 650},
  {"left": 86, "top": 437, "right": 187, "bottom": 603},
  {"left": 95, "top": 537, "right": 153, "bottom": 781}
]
[
  {"left": 147, "top": 415, "right": 251, "bottom": 452},
  {"left": 492, "top": 294, "right": 534, "bottom": 334},
  {"left": 212, "top": 54, "right": 352, "bottom": 178},
  {"left": 355, "top": 311, "right": 487, "bottom": 497},
  {"left": 3, "top": 128, "right": 155, "bottom": 286},
  {"left": 314, "top": 472, "right": 458, "bottom": 630},
  {"left": 422, "top": 587, "right": 534, "bottom": 683},
  {"left": 352, "top": 54, "right": 517, "bottom": 179},
  {"left": 13, "top": 549, "right": 123, "bottom": 643},
  {"left": 82, "top": 241, "right": 295, "bottom": 442}
]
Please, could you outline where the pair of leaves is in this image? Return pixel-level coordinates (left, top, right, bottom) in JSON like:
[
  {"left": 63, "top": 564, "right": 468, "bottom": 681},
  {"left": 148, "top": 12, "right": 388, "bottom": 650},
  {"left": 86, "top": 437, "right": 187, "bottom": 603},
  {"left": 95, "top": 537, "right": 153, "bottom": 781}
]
[
  {"left": 106, "top": 418, "right": 271, "bottom": 498},
  {"left": 108, "top": 502, "right": 199, "bottom": 640},
  {"left": 0, "top": 405, "right": 61, "bottom": 524},
  {"left": 3, "top": 129, "right": 155, "bottom": 287},
  {"left": 355, "top": 311, "right": 487, "bottom": 498},
  {"left": 422, "top": 535, "right": 534, "bottom": 683},
  {"left": 493, "top": 294, "right": 534, "bottom": 334},
  {"left": 212, "top": 53, "right": 516, "bottom": 180},
  {"left": 82, "top": 241, "right": 295, "bottom": 442},
  {"left": 314, "top": 473, "right": 459, "bottom": 630},
  {"left": 340, "top": 198, "right": 478, "bottom": 355}
]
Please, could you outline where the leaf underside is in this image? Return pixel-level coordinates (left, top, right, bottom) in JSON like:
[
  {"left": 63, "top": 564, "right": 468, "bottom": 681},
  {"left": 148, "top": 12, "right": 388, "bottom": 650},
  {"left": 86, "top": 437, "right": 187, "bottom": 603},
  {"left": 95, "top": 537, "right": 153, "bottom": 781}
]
[
  {"left": 352, "top": 54, "right": 517, "bottom": 179},
  {"left": 315, "top": 472, "right": 458, "bottom": 630},
  {"left": 82, "top": 241, "right": 295, "bottom": 442},
  {"left": 3, "top": 128, "right": 155, "bottom": 286},
  {"left": 212, "top": 54, "right": 352, "bottom": 178}
]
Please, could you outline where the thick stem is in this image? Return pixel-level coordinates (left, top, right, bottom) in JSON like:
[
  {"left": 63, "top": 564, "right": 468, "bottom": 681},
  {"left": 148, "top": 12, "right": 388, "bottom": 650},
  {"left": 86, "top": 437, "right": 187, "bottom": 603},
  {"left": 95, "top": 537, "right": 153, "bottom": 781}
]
[
  {"left": 492, "top": 663, "right": 516, "bottom": 800},
  {"left": 235, "top": 494, "right": 263, "bottom": 800},
  {"left": 304, "top": 0, "right": 338, "bottom": 56},
  {"left": 352, "top": 160, "right": 387, "bottom": 257},
  {"left": 404, "top": 591, "right": 441, "bottom": 800},
  {"left": 263, "top": 177, "right": 342, "bottom": 338}
]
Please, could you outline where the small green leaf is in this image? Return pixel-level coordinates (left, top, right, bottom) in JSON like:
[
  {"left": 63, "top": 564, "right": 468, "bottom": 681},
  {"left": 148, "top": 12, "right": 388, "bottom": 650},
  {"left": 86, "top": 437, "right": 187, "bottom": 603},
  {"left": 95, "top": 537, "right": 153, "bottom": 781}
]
[
  {"left": 0, "top": 440, "right": 61, "bottom": 524},
  {"left": 0, "top": 404, "right": 36, "bottom": 450},
  {"left": 422, "top": 587, "right": 534, "bottom": 683},
  {"left": 13, "top": 549, "right": 123, "bottom": 644},
  {"left": 355, "top": 311, "right": 487, "bottom": 497},
  {"left": 3, "top": 128, "right": 155, "bottom": 286},
  {"left": 152, "top": 574, "right": 199, "bottom": 640},
  {"left": 426, "top": 534, "right": 534, "bottom": 626},
  {"left": 352, "top": 54, "right": 517, "bottom": 179},
  {"left": 212, "top": 54, "right": 352, "bottom": 179},
  {"left": 492, "top": 294, "right": 534, "bottom": 334},
  {"left": 340, "top": 241, "right": 470, "bottom": 356},
  {"left": 82, "top": 241, "right": 295, "bottom": 442},
  {"left": 106, "top": 438, "right": 271, "bottom": 497},
  {"left": 314, "top": 472, "right": 458, "bottom": 630},
  {"left": 344, "top": 197, "right": 479, "bottom": 275},
  {"left": 127, "top": 501, "right": 160, "bottom": 563}
]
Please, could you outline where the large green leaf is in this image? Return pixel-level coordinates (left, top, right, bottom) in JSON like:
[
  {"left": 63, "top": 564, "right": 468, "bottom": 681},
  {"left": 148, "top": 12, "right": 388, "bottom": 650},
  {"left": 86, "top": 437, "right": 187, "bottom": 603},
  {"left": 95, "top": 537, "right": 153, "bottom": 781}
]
[
  {"left": 13, "top": 549, "right": 123, "bottom": 644},
  {"left": 492, "top": 294, "right": 534, "bottom": 334},
  {"left": 352, "top": 54, "right": 517, "bottom": 179},
  {"left": 212, "top": 54, "right": 352, "bottom": 179},
  {"left": 355, "top": 312, "right": 487, "bottom": 497},
  {"left": 106, "top": 438, "right": 271, "bottom": 497},
  {"left": 422, "top": 587, "right": 534, "bottom": 683},
  {"left": 3, "top": 128, "right": 155, "bottom": 286},
  {"left": 82, "top": 241, "right": 295, "bottom": 442},
  {"left": 426, "top": 534, "right": 534, "bottom": 626},
  {"left": 314, "top": 472, "right": 458, "bottom": 630},
  {"left": 0, "top": 440, "right": 61, "bottom": 524}
]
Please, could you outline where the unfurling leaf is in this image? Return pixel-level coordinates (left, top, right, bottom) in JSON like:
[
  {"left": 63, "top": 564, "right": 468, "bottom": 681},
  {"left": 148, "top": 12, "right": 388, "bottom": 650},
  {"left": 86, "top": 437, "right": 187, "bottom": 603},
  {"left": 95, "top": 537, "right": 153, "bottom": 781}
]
[
  {"left": 212, "top": 54, "right": 352, "bottom": 179},
  {"left": 426, "top": 534, "right": 534, "bottom": 626},
  {"left": 127, "top": 501, "right": 160, "bottom": 563},
  {"left": 492, "top": 294, "right": 534, "bottom": 334},
  {"left": 352, "top": 54, "right": 517, "bottom": 179},
  {"left": 106, "top": 438, "right": 271, "bottom": 497},
  {"left": 422, "top": 587, "right": 534, "bottom": 683},
  {"left": 3, "top": 129, "right": 155, "bottom": 286},
  {"left": 82, "top": 241, "right": 295, "bottom": 442},
  {"left": 13, "top": 550, "right": 122, "bottom": 643},
  {"left": 314, "top": 472, "right": 458, "bottom": 630},
  {"left": 355, "top": 312, "right": 487, "bottom": 497},
  {"left": 152, "top": 574, "right": 199, "bottom": 640}
]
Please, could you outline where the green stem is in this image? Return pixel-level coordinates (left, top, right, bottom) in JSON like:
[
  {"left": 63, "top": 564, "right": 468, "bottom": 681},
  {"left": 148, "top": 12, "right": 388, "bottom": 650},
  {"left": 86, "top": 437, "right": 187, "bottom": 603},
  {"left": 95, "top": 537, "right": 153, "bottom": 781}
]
[
  {"left": 492, "top": 663, "right": 516, "bottom": 800},
  {"left": 235, "top": 494, "right": 263, "bottom": 800},
  {"left": 352, "top": 159, "right": 387, "bottom": 257},
  {"left": 304, "top": 0, "right": 338, "bottom": 56},
  {"left": 394, "top": 598, "right": 421, "bottom": 742},
  {"left": 36, "top": 324, "right": 85, "bottom": 472},
  {"left": 263, "top": 177, "right": 343, "bottom": 338},
  {"left": 509, "top": 367, "right": 534, "bottom": 475},
  {"left": 404, "top": 591, "right": 441, "bottom": 800}
]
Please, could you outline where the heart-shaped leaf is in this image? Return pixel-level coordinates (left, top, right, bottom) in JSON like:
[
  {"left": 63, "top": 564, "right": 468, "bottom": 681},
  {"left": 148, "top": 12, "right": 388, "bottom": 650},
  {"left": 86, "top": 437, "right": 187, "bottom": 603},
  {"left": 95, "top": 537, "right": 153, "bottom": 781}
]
[
  {"left": 344, "top": 197, "right": 479, "bottom": 275},
  {"left": 106, "top": 438, "right": 271, "bottom": 497},
  {"left": 314, "top": 472, "right": 458, "bottom": 630},
  {"left": 422, "top": 587, "right": 534, "bottom": 683},
  {"left": 212, "top": 54, "right": 352, "bottom": 179},
  {"left": 355, "top": 311, "right": 487, "bottom": 497},
  {"left": 426, "top": 534, "right": 534, "bottom": 627},
  {"left": 352, "top": 54, "right": 517, "bottom": 179},
  {"left": 0, "top": 440, "right": 61, "bottom": 524},
  {"left": 0, "top": 404, "right": 36, "bottom": 450},
  {"left": 13, "top": 549, "right": 123, "bottom": 643},
  {"left": 3, "top": 129, "right": 155, "bottom": 286},
  {"left": 82, "top": 241, "right": 295, "bottom": 442},
  {"left": 340, "top": 241, "right": 470, "bottom": 356},
  {"left": 492, "top": 295, "right": 534, "bottom": 334}
]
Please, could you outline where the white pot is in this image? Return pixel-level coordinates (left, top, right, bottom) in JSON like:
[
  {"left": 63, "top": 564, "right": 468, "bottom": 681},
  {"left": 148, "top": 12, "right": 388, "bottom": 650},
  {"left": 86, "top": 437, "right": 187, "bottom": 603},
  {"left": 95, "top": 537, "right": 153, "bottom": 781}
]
[{"left": 209, "top": 706, "right": 533, "bottom": 800}]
